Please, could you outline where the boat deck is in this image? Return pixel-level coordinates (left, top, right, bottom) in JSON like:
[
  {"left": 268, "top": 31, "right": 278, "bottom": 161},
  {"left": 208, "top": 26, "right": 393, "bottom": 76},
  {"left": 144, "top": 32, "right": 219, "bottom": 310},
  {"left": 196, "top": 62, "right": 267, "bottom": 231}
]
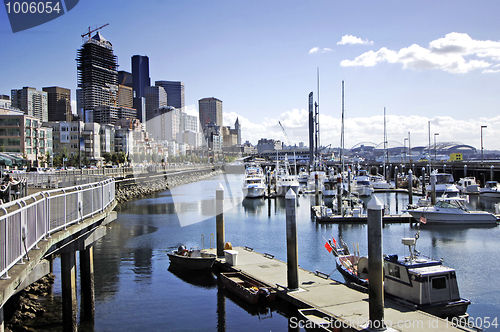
[{"left": 213, "top": 246, "right": 474, "bottom": 332}]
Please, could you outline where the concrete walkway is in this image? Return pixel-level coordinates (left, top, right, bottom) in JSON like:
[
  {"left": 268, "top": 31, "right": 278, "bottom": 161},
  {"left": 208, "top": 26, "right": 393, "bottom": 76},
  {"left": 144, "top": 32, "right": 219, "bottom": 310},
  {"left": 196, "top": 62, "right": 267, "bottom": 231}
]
[{"left": 215, "top": 247, "right": 473, "bottom": 332}]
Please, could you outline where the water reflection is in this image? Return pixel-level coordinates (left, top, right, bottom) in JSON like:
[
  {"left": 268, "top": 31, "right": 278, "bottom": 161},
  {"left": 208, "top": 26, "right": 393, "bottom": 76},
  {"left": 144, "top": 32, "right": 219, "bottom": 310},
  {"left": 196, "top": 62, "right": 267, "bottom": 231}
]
[
  {"left": 242, "top": 198, "right": 265, "bottom": 215},
  {"left": 167, "top": 264, "right": 217, "bottom": 289}
]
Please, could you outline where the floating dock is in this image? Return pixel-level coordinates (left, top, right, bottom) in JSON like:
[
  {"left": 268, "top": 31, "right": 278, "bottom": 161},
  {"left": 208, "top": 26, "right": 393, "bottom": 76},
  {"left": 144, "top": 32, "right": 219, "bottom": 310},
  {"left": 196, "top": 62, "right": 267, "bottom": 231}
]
[
  {"left": 214, "top": 247, "right": 474, "bottom": 332},
  {"left": 311, "top": 206, "right": 415, "bottom": 224}
]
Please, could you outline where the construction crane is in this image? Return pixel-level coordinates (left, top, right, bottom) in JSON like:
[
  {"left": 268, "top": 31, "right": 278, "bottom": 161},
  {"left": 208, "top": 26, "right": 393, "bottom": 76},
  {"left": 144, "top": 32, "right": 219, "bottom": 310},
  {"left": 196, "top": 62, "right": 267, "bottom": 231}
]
[
  {"left": 278, "top": 121, "right": 297, "bottom": 174},
  {"left": 81, "top": 23, "right": 109, "bottom": 42}
]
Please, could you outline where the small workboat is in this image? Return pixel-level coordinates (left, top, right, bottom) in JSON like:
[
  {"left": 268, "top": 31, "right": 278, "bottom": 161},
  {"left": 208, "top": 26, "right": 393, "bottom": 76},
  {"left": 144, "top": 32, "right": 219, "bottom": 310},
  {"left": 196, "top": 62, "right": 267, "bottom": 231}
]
[
  {"left": 457, "top": 177, "right": 479, "bottom": 194},
  {"left": 325, "top": 228, "right": 471, "bottom": 318},
  {"left": 219, "top": 271, "right": 276, "bottom": 304},
  {"left": 167, "top": 245, "right": 216, "bottom": 270}
]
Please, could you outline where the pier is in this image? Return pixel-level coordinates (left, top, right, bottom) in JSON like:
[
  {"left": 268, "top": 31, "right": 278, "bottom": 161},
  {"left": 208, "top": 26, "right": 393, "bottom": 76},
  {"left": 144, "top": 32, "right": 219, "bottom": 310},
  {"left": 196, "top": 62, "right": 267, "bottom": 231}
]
[{"left": 214, "top": 246, "right": 474, "bottom": 331}]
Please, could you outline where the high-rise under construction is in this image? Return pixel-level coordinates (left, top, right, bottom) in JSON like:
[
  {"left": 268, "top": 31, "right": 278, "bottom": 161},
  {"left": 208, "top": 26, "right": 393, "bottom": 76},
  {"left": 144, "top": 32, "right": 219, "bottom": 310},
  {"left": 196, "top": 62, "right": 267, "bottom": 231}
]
[{"left": 76, "top": 31, "right": 118, "bottom": 118}]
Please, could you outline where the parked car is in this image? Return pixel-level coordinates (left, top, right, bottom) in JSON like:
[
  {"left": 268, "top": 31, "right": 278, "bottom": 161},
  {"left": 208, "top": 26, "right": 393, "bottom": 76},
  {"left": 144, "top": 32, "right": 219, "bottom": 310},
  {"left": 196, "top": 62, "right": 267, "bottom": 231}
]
[{"left": 27, "top": 167, "right": 45, "bottom": 173}]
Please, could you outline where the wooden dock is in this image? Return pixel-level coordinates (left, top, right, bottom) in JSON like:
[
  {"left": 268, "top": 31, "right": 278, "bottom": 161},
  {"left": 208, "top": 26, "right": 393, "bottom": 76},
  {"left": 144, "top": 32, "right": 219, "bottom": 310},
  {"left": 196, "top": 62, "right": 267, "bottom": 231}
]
[
  {"left": 311, "top": 206, "right": 415, "bottom": 224},
  {"left": 214, "top": 247, "right": 474, "bottom": 332}
]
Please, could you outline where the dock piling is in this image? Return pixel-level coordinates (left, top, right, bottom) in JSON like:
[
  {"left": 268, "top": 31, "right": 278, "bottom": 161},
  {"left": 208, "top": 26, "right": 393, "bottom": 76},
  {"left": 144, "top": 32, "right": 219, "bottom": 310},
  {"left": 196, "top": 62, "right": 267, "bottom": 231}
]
[
  {"left": 431, "top": 173, "right": 436, "bottom": 205},
  {"left": 61, "top": 251, "right": 77, "bottom": 332},
  {"left": 408, "top": 169, "right": 413, "bottom": 205},
  {"left": 216, "top": 183, "right": 225, "bottom": 258},
  {"left": 337, "top": 174, "right": 342, "bottom": 216},
  {"left": 285, "top": 188, "right": 299, "bottom": 290},
  {"left": 367, "top": 196, "right": 385, "bottom": 330}
]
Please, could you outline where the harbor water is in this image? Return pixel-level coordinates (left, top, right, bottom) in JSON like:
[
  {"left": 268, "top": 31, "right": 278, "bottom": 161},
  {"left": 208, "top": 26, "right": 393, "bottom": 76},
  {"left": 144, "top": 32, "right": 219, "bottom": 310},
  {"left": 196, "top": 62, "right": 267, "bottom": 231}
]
[{"left": 48, "top": 173, "right": 499, "bottom": 331}]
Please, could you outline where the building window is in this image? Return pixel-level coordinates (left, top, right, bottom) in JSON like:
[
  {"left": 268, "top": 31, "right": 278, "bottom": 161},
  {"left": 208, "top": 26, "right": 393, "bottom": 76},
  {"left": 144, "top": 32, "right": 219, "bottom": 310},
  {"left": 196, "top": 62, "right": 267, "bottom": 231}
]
[
  {"left": 71, "top": 135, "right": 78, "bottom": 140},
  {"left": 27, "top": 148, "right": 31, "bottom": 154},
  {"left": 26, "top": 138, "right": 31, "bottom": 146},
  {"left": 26, "top": 119, "right": 31, "bottom": 127}
]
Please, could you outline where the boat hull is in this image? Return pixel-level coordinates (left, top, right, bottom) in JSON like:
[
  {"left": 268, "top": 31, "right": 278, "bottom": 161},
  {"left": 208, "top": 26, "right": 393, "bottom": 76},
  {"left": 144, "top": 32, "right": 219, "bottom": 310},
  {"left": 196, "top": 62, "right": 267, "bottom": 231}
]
[
  {"left": 276, "top": 184, "right": 299, "bottom": 196},
  {"left": 167, "top": 252, "right": 216, "bottom": 270},
  {"left": 220, "top": 272, "right": 276, "bottom": 304},
  {"left": 242, "top": 186, "right": 266, "bottom": 198},
  {"left": 408, "top": 210, "right": 498, "bottom": 225}
]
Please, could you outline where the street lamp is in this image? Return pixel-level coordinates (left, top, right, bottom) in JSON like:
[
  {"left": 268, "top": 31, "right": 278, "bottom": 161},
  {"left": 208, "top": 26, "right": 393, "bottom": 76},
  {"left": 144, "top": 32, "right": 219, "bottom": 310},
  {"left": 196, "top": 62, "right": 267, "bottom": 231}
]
[
  {"left": 481, "top": 125, "right": 487, "bottom": 163},
  {"left": 434, "top": 133, "right": 439, "bottom": 164}
]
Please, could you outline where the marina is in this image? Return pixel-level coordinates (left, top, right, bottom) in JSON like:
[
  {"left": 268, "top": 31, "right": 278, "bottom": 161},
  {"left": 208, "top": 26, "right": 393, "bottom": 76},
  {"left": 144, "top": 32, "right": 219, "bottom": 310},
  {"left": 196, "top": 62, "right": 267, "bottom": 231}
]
[{"left": 26, "top": 172, "right": 500, "bottom": 331}]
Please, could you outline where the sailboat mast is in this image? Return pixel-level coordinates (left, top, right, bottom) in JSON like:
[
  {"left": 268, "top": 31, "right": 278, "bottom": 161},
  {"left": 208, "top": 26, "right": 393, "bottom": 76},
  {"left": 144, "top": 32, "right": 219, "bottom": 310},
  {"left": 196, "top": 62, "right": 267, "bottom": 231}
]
[
  {"left": 341, "top": 80, "right": 345, "bottom": 173},
  {"left": 384, "top": 107, "right": 388, "bottom": 165}
]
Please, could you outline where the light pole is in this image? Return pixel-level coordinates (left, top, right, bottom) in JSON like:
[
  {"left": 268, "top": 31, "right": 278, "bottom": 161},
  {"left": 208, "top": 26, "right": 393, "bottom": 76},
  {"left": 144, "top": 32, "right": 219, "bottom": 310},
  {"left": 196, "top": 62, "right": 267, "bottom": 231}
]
[
  {"left": 434, "top": 133, "right": 439, "bottom": 165},
  {"left": 481, "top": 125, "right": 487, "bottom": 163}
]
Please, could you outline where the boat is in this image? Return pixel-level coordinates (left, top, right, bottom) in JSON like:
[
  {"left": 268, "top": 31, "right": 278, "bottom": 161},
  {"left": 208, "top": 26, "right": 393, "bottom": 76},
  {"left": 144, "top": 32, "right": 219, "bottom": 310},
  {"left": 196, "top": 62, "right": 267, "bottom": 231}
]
[
  {"left": 275, "top": 160, "right": 299, "bottom": 196},
  {"left": 351, "top": 169, "right": 374, "bottom": 197},
  {"left": 405, "top": 197, "right": 498, "bottom": 225},
  {"left": 307, "top": 170, "right": 327, "bottom": 191},
  {"left": 325, "top": 230, "right": 471, "bottom": 318},
  {"left": 297, "top": 168, "right": 309, "bottom": 184},
  {"left": 219, "top": 271, "right": 276, "bottom": 304},
  {"left": 322, "top": 175, "right": 337, "bottom": 197},
  {"left": 425, "top": 172, "right": 460, "bottom": 197},
  {"left": 297, "top": 308, "right": 337, "bottom": 331},
  {"left": 167, "top": 245, "right": 216, "bottom": 270},
  {"left": 457, "top": 177, "right": 480, "bottom": 194},
  {"left": 371, "top": 174, "right": 392, "bottom": 190},
  {"left": 479, "top": 181, "right": 500, "bottom": 199},
  {"left": 242, "top": 165, "right": 266, "bottom": 198},
  {"left": 331, "top": 192, "right": 364, "bottom": 217}
]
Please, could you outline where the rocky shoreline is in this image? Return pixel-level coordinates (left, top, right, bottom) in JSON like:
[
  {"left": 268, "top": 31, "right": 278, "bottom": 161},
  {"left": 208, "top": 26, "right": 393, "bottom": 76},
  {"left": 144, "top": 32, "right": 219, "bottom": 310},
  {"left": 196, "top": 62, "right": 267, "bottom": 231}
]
[
  {"left": 115, "top": 168, "right": 223, "bottom": 203},
  {"left": 5, "top": 168, "right": 224, "bottom": 331}
]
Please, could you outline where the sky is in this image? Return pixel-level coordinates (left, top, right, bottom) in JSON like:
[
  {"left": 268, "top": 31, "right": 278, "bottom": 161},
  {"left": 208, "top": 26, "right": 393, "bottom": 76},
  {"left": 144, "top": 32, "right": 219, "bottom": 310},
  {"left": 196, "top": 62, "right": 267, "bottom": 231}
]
[{"left": 1, "top": 0, "right": 499, "bottom": 151}]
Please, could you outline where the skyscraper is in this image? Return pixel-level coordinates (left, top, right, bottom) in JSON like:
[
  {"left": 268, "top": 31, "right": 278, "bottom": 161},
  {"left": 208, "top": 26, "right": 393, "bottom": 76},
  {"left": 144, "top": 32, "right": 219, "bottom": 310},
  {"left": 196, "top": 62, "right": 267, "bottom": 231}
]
[
  {"left": 144, "top": 86, "right": 167, "bottom": 120},
  {"left": 132, "top": 55, "right": 150, "bottom": 99},
  {"left": 155, "top": 81, "right": 185, "bottom": 109},
  {"left": 132, "top": 55, "right": 150, "bottom": 123},
  {"left": 11, "top": 87, "right": 48, "bottom": 122},
  {"left": 42, "top": 86, "right": 71, "bottom": 121},
  {"left": 198, "top": 97, "right": 222, "bottom": 135},
  {"left": 76, "top": 31, "right": 118, "bottom": 117}
]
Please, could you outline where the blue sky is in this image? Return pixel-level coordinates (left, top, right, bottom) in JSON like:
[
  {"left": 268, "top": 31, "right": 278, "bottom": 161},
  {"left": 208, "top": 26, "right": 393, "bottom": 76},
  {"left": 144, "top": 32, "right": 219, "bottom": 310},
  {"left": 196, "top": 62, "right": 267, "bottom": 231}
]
[{"left": 1, "top": 0, "right": 499, "bottom": 150}]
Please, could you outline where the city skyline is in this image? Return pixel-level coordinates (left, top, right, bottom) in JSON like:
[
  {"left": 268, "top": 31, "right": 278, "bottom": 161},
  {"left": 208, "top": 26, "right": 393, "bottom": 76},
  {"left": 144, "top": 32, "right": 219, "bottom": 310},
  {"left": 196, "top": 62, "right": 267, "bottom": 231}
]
[{"left": 1, "top": 1, "right": 499, "bottom": 150}]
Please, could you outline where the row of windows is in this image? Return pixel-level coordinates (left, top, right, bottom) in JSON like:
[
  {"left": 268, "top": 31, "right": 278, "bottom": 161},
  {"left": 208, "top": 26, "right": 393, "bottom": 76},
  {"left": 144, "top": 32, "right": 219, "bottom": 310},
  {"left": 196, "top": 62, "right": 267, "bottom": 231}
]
[
  {"left": 0, "top": 118, "right": 20, "bottom": 126},
  {"left": 0, "top": 138, "right": 20, "bottom": 146},
  {"left": 0, "top": 128, "right": 21, "bottom": 136}
]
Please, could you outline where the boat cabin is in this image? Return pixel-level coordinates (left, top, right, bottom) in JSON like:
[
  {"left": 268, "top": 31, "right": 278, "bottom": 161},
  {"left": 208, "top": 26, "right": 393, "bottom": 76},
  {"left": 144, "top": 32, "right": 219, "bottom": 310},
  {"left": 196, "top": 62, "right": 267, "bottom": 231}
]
[{"left": 384, "top": 255, "right": 461, "bottom": 307}]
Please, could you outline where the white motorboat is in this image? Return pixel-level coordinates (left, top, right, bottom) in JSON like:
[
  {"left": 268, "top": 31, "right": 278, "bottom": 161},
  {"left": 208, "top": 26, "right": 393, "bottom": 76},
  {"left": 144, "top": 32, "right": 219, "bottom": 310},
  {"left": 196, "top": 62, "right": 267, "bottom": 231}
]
[
  {"left": 425, "top": 172, "right": 460, "bottom": 197},
  {"left": 406, "top": 197, "right": 498, "bottom": 225},
  {"left": 371, "top": 174, "right": 392, "bottom": 190},
  {"left": 307, "top": 170, "right": 326, "bottom": 191},
  {"left": 322, "top": 176, "right": 337, "bottom": 197},
  {"left": 457, "top": 177, "right": 479, "bottom": 194},
  {"left": 352, "top": 169, "right": 374, "bottom": 197},
  {"left": 275, "top": 160, "right": 299, "bottom": 196},
  {"left": 242, "top": 165, "right": 266, "bottom": 198},
  {"left": 297, "top": 168, "right": 309, "bottom": 183},
  {"left": 479, "top": 181, "right": 500, "bottom": 199}
]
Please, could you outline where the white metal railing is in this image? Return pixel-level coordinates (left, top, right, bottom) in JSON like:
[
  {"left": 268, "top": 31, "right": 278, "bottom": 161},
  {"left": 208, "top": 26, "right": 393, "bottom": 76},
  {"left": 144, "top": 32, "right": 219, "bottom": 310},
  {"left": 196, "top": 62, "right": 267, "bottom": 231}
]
[{"left": 0, "top": 178, "right": 115, "bottom": 279}]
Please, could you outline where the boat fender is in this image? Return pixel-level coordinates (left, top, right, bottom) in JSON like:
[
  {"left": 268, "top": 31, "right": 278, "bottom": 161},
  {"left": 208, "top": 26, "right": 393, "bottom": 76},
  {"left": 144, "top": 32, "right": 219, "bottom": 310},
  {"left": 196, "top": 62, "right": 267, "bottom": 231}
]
[
  {"left": 224, "top": 242, "right": 233, "bottom": 250},
  {"left": 259, "top": 288, "right": 270, "bottom": 298},
  {"left": 181, "top": 249, "right": 189, "bottom": 256}
]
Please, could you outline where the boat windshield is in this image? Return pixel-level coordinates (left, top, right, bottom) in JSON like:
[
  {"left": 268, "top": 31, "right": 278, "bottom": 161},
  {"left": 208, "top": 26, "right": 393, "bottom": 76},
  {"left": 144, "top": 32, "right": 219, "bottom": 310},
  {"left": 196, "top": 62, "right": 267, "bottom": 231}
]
[
  {"left": 485, "top": 181, "right": 499, "bottom": 188},
  {"left": 435, "top": 199, "right": 467, "bottom": 211},
  {"left": 435, "top": 174, "right": 454, "bottom": 184}
]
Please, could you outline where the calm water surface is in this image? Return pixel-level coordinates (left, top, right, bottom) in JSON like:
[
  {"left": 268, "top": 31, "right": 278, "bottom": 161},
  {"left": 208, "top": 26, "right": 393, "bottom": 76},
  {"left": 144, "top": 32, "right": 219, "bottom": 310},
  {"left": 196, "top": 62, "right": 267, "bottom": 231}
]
[{"left": 50, "top": 174, "right": 500, "bottom": 331}]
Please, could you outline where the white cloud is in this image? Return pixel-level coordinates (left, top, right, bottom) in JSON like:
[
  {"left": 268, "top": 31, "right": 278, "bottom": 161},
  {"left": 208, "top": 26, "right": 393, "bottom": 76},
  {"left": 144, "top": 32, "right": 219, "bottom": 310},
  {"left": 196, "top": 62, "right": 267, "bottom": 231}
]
[
  {"left": 340, "top": 32, "right": 500, "bottom": 74},
  {"left": 309, "top": 47, "right": 333, "bottom": 54},
  {"left": 337, "top": 34, "right": 374, "bottom": 45},
  {"left": 225, "top": 109, "right": 500, "bottom": 150}
]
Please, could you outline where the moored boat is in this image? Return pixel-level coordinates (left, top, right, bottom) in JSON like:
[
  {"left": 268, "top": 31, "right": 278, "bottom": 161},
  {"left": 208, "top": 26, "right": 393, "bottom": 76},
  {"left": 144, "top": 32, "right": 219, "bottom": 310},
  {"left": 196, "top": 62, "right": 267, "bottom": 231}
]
[
  {"left": 167, "top": 246, "right": 216, "bottom": 270},
  {"left": 479, "top": 181, "right": 500, "bottom": 199},
  {"left": 457, "top": 177, "right": 479, "bottom": 194},
  {"left": 219, "top": 271, "right": 276, "bottom": 304},
  {"left": 352, "top": 169, "right": 374, "bottom": 197},
  {"left": 242, "top": 165, "right": 266, "bottom": 198},
  {"left": 425, "top": 172, "right": 460, "bottom": 197},
  {"left": 406, "top": 197, "right": 498, "bottom": 225},
  {"left": 325, "top": 229, "right": 471, "bottom": 318}
]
